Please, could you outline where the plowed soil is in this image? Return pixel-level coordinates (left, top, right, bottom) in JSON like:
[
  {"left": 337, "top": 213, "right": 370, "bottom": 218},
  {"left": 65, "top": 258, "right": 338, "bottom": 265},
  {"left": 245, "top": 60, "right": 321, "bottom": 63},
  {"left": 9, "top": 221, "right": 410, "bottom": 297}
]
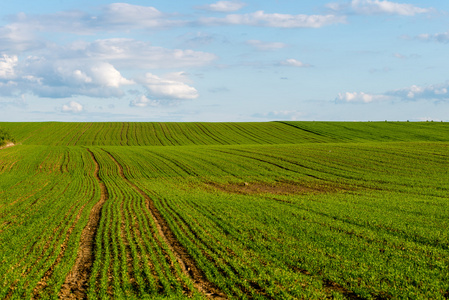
[{"left": 209, "top": 180, "right": 351, "bottom": 196}]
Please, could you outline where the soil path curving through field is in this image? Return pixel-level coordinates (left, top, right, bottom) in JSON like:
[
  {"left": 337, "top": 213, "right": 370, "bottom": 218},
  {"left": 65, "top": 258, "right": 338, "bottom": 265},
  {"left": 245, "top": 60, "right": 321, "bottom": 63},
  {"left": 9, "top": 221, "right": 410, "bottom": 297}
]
[
  {"left": 103, "top": 150, "right": 227, "bottom": 299},
  {"left": 59, "top": 149, "right": 109, "bottom": 299}
]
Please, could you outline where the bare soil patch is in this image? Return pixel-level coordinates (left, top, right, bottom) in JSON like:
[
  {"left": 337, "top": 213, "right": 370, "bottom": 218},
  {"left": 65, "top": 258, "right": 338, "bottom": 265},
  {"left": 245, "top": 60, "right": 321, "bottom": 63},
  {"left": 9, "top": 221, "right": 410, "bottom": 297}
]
[
  {"left": 59, "top": 149, "right": 109, "bottom": 299},
  {"left": 208, "top": 180, "right": 352, "bottom": 196},
  {"left": 0, "top": 142, "right": 15, "bottom": 150}
]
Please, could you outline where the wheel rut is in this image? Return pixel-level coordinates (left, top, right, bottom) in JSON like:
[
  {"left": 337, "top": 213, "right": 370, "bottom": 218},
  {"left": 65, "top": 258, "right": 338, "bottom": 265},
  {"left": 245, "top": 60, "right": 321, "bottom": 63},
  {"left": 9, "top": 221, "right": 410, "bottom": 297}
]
[
  {"left": 103, "top": 150, "right": 227, "bottom": 299},
  {"left": 59, "top": 149, "right": 109, "bottom": 299}
]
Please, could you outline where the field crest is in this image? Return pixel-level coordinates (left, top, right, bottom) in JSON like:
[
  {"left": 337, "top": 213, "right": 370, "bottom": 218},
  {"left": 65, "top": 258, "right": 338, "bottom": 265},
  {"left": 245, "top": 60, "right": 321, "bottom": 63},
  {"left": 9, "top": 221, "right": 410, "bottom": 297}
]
[{"left": 2, "top": 121, "right": 449, "bottom": 146}]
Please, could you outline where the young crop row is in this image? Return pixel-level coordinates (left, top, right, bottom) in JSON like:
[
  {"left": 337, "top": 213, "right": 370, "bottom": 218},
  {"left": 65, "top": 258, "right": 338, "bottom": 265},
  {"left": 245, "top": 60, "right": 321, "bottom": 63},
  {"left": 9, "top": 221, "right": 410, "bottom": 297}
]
[
  {"left": 0, "top": 146, "right": 99, "bottom": 299},
  {"left": 0, "top": 122, "right": 320, "bottom": 147},
  {"left": 1, "top": 140, "right": 448, "bottom": 299},
  {"left": 281, "top": 121, "right": 449, "bottom": 143},
  {"left": 85, "top": 148, "right": 200, "bottom": 299},
  {"left": 2, "top": 121, "right": 449, "bottom": 147},
  {"left": 105, "top": 142, "right": 449, "bottom": 299}
]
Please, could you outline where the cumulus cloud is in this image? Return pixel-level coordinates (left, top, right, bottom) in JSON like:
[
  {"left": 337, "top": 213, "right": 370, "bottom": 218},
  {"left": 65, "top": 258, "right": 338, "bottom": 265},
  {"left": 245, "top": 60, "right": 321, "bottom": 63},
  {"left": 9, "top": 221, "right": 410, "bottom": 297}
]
[
  {"left": 129, "top": 95, "right": 161, "bottom": 107},
  {"left": 327, "top": 0, "right": 431, "bottom": 16},
  {"left": 337, "top": 81, "right": 449, "bottom": 103},
  {"left": 336, "top": 92, "right": 391, "bottom": 103},
  {"left": 0, "top": 54, "right": 18, "bottom": 79},
  {"left": 61, "top": 101, "right": 83, "bottom": 113},
  {"left": 246, "top": 40, "right": 288, "bottom": 51},
  {"left": 95, "top": 3, "right": 188, "bottom": 30},
  {"left": 197, "top": 1, "right": 247, "bottom": 12},
  {"left": 66, "top": 39, "right": 216, "bottom": 69},
  {"left": 199, "top": 11, "right": 346, "bottom": 28},
  {"left": 99, "top": 3, "right": 164, "bottom": 26},
  {"left": 129, "top": 72, "right": 199, "bottom": 108},
  {"left": 387, "top": 82, "right": 449, "bottom": 100},
  {"left": 0, "top": 55, "right": 135, "bottom": 98},
  {"left": 89, "top": 63, "right": 134, "bottom": 87},
  {"left": 0, "top": 23, "right": 44, "bottom": 52},
  {"left": 6, "top": 3, "right": 186, "bottom": 35},
  {"left": 0, "top": 37, "right": 215, "bottom": 100},
  {"left": 280, "top": 59, "right": 312, "bottom": 68},
  {"left": 141, "top": 72, "right": 199, "bottom": 100},
  {"left": 415, "top": 32, "right": 449, "bottom": 43}
]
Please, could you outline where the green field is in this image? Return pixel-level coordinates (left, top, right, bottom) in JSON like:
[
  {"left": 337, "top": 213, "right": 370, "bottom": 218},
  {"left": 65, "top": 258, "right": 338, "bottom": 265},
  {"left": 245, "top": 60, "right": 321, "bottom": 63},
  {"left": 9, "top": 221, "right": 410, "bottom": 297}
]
[
  {"left": 0, "top": 122, "right": 448, "bottom": 299},
  {"left": 0, "top": 127, "right": 15, "bottom": 147}
]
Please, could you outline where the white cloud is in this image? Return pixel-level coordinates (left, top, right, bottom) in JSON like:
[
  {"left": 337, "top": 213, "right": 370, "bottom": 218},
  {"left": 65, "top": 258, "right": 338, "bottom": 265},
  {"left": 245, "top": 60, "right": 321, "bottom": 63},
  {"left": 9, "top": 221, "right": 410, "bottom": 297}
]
[
  {"left": 354, "top": 0, "right": 430, "bottom": 15},
  {"left": 327, "top": 0, "right": 431, "bottom": 16},
  {"left": 62, "top": 101, "right": 83, "bottom": 113},
  {"left": 6, "top": 4, "right": 186, "bottom": 35},
  {"left": 0, "top": 54, "right": 18, "bottom": 79},
  {"left": 0, "top": 56, "right": 135, "bottom": 98},
  {"left": 101, "top": 3, "right": 162, "bottom": 22},
  {"left": 0, "top": 22, "right": 44, "bottom": 52},
  {"left": 336, "top": 92, "right": 391, "bottom": 103},
  {"left": 416, "top": 32, "right": 449, "bottom": 43},
  {"left": 72, "top": 70, "right": 92, "bottom": 84},
  {"left": 197, "top": 1, "right": 247, "bottom": 12},
  {"left": 387, "top": 82, "right": 449, "bottom": 100},
  {"left": 161, "top": 72, "right": 194, "bottom": 84},
  {"left": 200, "top": 11, "right": 346, "bottom": 28},
  {"left": 98, "top": 3, "right": 186, "bottom": 29},
  {"left": 89, "top": 63, "right": 134, "bottom": 88},
  {"left": 130, "top": 95, "right": 161, "bottom": 107},
  {"left": 51, "top": 61, "right": 134, "bottom": 90},
  {"left": 280, "top": 59, "right": 311, "bottom": 68},
  {"left": 141, "top": 73, "right": 199, "bottom": 100},
  {"left": 246, "top": 40, "right": 288, "bottom": 51},
  {"left": 337, "top": 81, "right": 449, "bottom": 104},
  {"left": 0, "top": 38, "right": 216, "bottom": 100},
  {"left": 70, "top": 39, "right": 217, "bottom": 69}
]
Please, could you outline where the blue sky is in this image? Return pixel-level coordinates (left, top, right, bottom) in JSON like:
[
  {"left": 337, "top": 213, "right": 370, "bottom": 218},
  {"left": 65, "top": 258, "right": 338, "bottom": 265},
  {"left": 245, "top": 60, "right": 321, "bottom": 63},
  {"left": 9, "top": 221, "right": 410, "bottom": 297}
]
[{"left": 1, "top": 0, "right": 449, "bottom": 122}]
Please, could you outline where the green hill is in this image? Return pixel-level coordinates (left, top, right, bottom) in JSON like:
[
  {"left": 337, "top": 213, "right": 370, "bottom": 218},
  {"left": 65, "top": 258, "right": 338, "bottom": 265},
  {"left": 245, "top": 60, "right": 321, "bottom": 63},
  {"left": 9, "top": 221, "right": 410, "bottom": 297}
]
[
  {"left": 1, "top": 121, "right": 448, "bottom": 299},
  {"left": 1, "top": 121, "right": 448, "bottom": 146}
]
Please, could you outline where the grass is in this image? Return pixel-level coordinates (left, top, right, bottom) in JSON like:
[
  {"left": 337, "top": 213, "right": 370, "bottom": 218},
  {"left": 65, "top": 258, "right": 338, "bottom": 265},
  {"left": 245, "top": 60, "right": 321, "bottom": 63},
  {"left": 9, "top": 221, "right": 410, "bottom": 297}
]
[
  {"left": 0, "top": 127, "right": 15, "bottom": 146},
  {"left": 1, "top": 121, "right": 448, "bottom": 146},
  {"left": 0, "top": 122, "right": 448, "bottom": 299}
]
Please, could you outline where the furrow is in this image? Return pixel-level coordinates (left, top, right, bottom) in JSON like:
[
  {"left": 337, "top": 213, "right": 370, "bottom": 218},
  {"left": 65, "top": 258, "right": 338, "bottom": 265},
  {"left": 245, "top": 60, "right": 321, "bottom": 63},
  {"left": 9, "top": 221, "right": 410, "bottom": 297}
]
[
  {"left": 32, "top": 178, "right": 95, "bottom": 299},
  {"left": 104, "top": 150, "right": 228, "bottom": 299},
  {"left": 59, "top": 149, "right": 109, "bottom": 299}
]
